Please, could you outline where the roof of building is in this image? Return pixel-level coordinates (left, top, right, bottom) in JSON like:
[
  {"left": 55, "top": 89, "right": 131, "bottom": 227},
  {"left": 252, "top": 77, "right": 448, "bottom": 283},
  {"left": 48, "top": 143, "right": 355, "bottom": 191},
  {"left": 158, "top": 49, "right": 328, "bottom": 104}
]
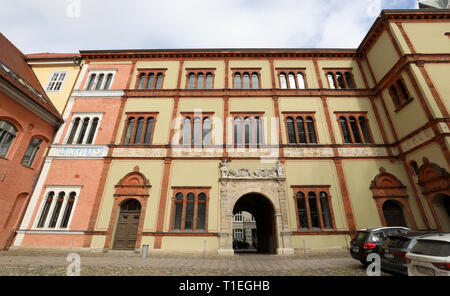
[
  {"left": 0, "top": 33, "right": 62, "bottom": 121},
  {"left": 25, "top": 52, "right": 80, "bottom": 60}
]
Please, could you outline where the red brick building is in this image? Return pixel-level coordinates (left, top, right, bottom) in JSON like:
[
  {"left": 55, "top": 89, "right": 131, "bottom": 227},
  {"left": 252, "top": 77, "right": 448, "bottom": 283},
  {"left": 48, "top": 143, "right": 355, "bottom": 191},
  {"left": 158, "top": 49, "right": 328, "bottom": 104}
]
[{"left": 0, "top": 33, "right": 62, "bottom": 249}]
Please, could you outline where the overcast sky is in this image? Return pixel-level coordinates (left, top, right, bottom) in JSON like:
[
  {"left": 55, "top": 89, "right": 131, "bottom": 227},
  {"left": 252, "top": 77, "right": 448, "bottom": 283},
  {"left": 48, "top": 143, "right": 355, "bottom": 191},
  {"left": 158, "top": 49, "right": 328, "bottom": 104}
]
[{"left": 1, "top": 0, "right": 419, "bottom": 54}]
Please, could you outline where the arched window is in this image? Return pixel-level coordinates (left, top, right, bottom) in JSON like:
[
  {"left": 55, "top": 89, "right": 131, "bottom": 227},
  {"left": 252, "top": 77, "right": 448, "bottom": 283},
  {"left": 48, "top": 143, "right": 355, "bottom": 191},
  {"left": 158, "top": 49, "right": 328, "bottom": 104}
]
[
  {"left": 147, "top": 73, "right": 155, "bottom": 89},
  {"left": 185, "top": 193, "right": 196, "bottom": 230},
  {"left": 397, "top": 79, "right": 410, "bottom": 102},
  {"left": 138, "top": 73, "right": 146, "bottom": 89},
  {"left": 188, "top": 73, "right": 196, "bottom": 89},
  {"left": 349, "top": 116, "right": 362, "bottom": 143},
  {"left": 205, "top": 73, "right": 213, "bottom": 89},
  {"left": 95, "top": 74, "right": 104, "bottom": 90},
  {"left": 155, "top": 73, "right": 163, "bottom": 89},
  {"left": 86, "top": 117, "right": 99, "bottom": 144},
  {"left": 234, "top": 117, "right": 242, "bottom": 146},
  {"left": 196, "top": 73, "right": 204, "bottom": 89},
  {"left": 296, "top": 117, "right": 307, "bottom": 144},
  {"left": 234, "top": 73, "right": 241, "bottom": 89},
  {"left": 255, "top": 117, "right": 262, "bottom": 146},
  {"left": 252, "top": 73, "right": 259, "bottom": 89},
  {"left": 288, "top": 73, "right": 296, "bottom": 89},
  {"left": 86, "top": 74, "right": 96, "bottom": 90},
  {"left": 76, "top": 117, "right": 90, "bottom": 144},
  {"left": 243, "top": 73, "right": 250, "bottom": 89},
  {"left": 202, "top": 117, "right": 211, "bottom": 146},
  {"left": 143, "top": 117, "right": 154, "bottom": 144},
  {"left": 104, "top": 74, "right": 113, "bottom": 90},
  {"left": 345, "top": 72, "right": 355, "bottom": 89},
  {"left": 134, "top": 117, "right": 145, "bottom": 144},
  {"left": 306, "top": 116, "right": 317, "bottom": 144},
  {"left": 67, "top": 117, "right": 80, "bottom": 144},
  {"left": 308, "top": 192, "right": 320, "bottom": 228},
  {"left": 358, "top": 116, "right": 371, "bottom": 143},
  {"left": 197, "top": 193, "right": 207, "bottom": 230},
  {"left": 296, "top": 192, "right": 307, "bottom": 228},
  {"left": 320, "top": 192, "right": 332, "bottom": 228},
  {"left": 37, "top": 191, "right": 54, "bottom": 228},
  {"left": 192, "top": 117, "right": 202, "bottom": 146},
  {"left": 280, "top": 73, "right": 287, "bottom": 89},
  {"left": 244, "top": 117, "right": 252, "bottom": 146},
  {"left": 0, "top": 120, "right": 18, "bottom": 157},
  {"left": 286, "top": 117, "right": 296, "bottom": 144},
  {"left": 60, "top": 192, "right": 76, "bottom": 228},
  {"left": 339, "top": 117, "right": 352, "bottom": 144},
  {"left": 173, "top": 193, "right": 184, "bottom": 230},
  {"left": 22, "top": 138, "right": 43, "bottom": 167},
  {"left": 123, "top": 117, "right": 135, "bottom": 144},
  {"left": 390, "top": 85, "right": 401, "bottom": 107},
  {"left": 172, "top": 190, "right": 210, "bottom": 232},
  {"left": 48, "top": 192, "right": 65, "bottom": 228},
  {"left": 327, "top": 73, "right": 336, "bottom": 89},
  {"left": 297, "top": 73, "right": 306, "bottom": 89},
  {"left": 181, "top": 117, "right": 190, "bottom": 146},
  {"left": 336, "top": 72, "right": 345, "bottom": 89}
]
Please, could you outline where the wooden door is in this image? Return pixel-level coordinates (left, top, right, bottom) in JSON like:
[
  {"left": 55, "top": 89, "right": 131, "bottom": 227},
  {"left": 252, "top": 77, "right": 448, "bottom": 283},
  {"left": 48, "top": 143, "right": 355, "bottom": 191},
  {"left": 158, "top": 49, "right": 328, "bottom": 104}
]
[
  {"left": 383, "top": 201, "right": 406, "bottom": 227},
  {"left": 113, "top": 199, "right": 141, "bottom": 250}
]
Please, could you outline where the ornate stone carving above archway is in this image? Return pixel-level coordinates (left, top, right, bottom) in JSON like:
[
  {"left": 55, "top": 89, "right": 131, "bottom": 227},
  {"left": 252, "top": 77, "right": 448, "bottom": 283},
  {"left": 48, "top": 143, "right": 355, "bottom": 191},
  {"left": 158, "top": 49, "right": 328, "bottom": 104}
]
[{"left": 218, "top": 160, "right": 293, "bottom": 256}]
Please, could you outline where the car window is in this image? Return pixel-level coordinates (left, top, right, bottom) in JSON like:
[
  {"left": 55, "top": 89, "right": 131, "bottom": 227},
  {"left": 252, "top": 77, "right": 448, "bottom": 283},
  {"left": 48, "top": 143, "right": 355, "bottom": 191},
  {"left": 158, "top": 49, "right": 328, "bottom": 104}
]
[
  {"left": 411, "top": 240, "right": 450, "bottom": 257},
  {"left": 353, "top": 232, "right": 368, "bottom": 242},
  {"left": 369, "top": 232, "right": 385, "bottom": 242},
  {"left": 387, "top": 237, "right": 409, "bottom": 249}
]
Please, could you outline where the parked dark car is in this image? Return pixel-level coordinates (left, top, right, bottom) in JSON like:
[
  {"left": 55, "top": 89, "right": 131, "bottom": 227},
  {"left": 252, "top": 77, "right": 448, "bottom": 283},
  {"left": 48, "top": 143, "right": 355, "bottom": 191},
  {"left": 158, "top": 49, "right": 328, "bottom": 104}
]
[
  {"left": 233, "top": 240, "right": 249, "bottom": 249},
  {"left": 350, "top": 227, "right": 412, "bottom": 265},
  {"left": 379, "top": 232, "right": 438, "bottom": 275}
]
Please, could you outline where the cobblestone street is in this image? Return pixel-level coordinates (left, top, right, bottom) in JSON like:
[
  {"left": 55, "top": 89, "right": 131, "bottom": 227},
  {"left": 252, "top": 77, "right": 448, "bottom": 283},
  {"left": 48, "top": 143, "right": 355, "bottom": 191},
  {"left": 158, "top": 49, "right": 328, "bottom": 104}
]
[{"left": 0, "top": 250, "right": 391, "bottom": 276}]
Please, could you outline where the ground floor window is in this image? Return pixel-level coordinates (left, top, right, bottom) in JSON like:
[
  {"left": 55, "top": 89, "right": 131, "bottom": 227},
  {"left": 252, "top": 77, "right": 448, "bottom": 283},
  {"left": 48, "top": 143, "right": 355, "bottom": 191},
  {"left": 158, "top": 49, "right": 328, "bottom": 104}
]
[{"left": 170, "top": 187, "right": 210, "bottom": 232}]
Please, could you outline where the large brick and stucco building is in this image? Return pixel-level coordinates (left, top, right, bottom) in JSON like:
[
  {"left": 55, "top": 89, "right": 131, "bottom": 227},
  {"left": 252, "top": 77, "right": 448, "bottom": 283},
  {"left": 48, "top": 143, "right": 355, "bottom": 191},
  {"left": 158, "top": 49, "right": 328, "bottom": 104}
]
[{"left": 5, "top": 9, "right": 450, "bottom": 255}]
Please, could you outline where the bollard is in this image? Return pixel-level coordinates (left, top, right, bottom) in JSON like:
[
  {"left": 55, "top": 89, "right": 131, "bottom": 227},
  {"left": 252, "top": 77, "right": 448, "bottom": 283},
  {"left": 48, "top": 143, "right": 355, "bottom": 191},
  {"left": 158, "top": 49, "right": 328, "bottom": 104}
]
[{"left": 141, "top": 244, "right": 149, "bottom": 259}]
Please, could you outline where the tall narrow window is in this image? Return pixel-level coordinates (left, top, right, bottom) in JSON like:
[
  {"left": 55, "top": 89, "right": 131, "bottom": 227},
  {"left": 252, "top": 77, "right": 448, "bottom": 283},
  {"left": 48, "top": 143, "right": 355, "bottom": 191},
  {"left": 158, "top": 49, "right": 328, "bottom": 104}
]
[
  {"left": 252, "top": 73, "right": 259, "bottom": 89},
  {"left": 306, "top": 117, "right": 317, "bottom": 144},
  {"left": 86, "top": 74, "right": 96, "bottom": 90},
  {"left": 104, "top": 74, "right": 113, "bottom": 90},
  {"left": 86, "top": 117, "right": 99, "bottom": 144},
  {"left": 205, "top": 73, "right": 213, "bottom": 89},
  {"left": 155, "top": 74, "right": 163, "bottom": 89},
  {"left": 243, "top": 73, "right": 250, "bottom": 89},
  {"left": 173, "top": 193, "right": 183, "bottom": 230},
  {"left": 296, "top": 192, "right": 308, "bottom": 228},
  {"left": 134, "top": 117, "right": 145, "bottom": 144},
  {"left": 327, "top": 73, "right": 336, "bottom": 89},
  {"left": 0, "top": 120, "right": 18, "bottom": 157},
  {"left": 147, "top": 73, "right": 155, "bottom": 89},
  {"left": 95, "top": 74, "right": 104, "bottom": 90},
  {"left": 320, "top": 192, "right": 332, "bottom": 228},
  {"left": 280, "top": 73, "right": 288, "bottom": 89},
  {"left": 359, "top": 116, "right": 371, "bottom": 143},
  {"left": 286, "top": 117, "right": 296, "bottom": 144},
  {"left": 244, "top": 117, "right": 252, "bottom": 146},
  {"left": 185, "top": 193, "right": 195, "bottom": 230},
  {"left": 22, "top": 138, "right": 43, "bottom": 167},
  {"left": 297, "top": 73, "right": 306, "bottom": 89},
  {"left": 234, "top": 73, "right": 241, "bottom": 89},
  {"left": 192, "top": 117, "right": 202, "bottom": 146},
  {"left": 397, "top": 79, "right": 410, "bottom": 102},
  {"left": 288, "top": 73, "right": 296, "bottom": 89},
  {"left": 66, "top": 118, "right": 80, "bottom": 144},
  {"left": 390, "top": 85, "right": 401, "bottom": 107},
  {"left": 188, "top": 73, "right": 196, "bottom": 89},
  {"left": 345, "top": 72, "right": 355, "bottom": 88},
  {"left": 336, "top": 72, "right": 345, "bottom": 89},
  {"left": 339, "top": 117, "right": 352, "bottom": 144},
  {"left": 37, "top": 191, "right": 54, "bottom": 228},
  {"left": 48, "top": 192, "right": 65, "bottom": 228},
  {"left": 202, "top": 117, "right": 211, "bottom": 146},
  {"left": 138, "top": 74, "right": 146, "bottom": 89},
  {"left": 143, "top": 117, "right": 154, "bottom": 144},
  {"left": 196, "top": 193, "right": 207, "bottom": 230},
  {"left": 123, "top": 117, "right": 135, "bottom": 144},
  {"left": 349, "top": 116, "right": 362, "bottom": 143},
  {"left": 76, "top": 118, "right": 90, "bottom": 144},
  {"left": 308, "top": 192, "right": 320, "bottom": 228},
  {"left": 296, "top": 117, "right": 307, "bottom": 144},
  {"left": 255, "top": 117, "right": 262, "bottom": 146},
  {"left": 60, "top": 192, "right": 76, "bottom": 228},
  {"left": 234, "top": 117, "right": 242, "bottom": 146},
  {"left": 196, "top": 73, "right": 204, "bottom": 89},
  {"left": 182, "top": 117, "right": 191, "bottom": 146}
]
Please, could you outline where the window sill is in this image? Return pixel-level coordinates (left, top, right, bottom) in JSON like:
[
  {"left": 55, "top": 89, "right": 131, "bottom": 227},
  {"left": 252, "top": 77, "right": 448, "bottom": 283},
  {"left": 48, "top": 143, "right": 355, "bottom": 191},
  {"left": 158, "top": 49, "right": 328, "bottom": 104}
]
[{"left": 394, "top": 97, "right": 414, "bottom": 113}]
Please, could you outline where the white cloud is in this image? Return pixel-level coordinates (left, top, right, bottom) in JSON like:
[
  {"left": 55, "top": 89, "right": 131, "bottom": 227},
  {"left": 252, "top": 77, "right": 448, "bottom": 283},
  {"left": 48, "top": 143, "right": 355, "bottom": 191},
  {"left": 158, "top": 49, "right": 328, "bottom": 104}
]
[{"left": 0, "top": 0, "right": 417, "bottom": 53}]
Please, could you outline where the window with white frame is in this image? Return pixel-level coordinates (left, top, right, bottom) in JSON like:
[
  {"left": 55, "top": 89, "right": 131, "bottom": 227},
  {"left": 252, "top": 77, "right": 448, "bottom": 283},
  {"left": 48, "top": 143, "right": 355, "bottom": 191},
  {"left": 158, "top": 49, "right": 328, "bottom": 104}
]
[
  {"left": 85, "top": 70, "right": 116, "bottom": 91},
  {"left": 34, "top": 187, "right": 81, "bottom": 230},
  {"left": 234, "top": 212, "right": 243, "bottom": 222},
  {"left": 46, "top": 71, "right": 68, "bottom": 92},
  {"left": 233, "top": 229, "right": 243, "bottom": 240},
  {"left": 65, "top": 113, "right": 103, "bottom": 145}
]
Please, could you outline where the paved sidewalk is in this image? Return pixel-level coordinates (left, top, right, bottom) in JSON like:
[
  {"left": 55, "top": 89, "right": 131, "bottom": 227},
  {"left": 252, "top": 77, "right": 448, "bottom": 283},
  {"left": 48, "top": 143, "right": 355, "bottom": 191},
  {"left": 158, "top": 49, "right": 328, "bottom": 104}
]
[{"left": 0, "top": 251, "right": 383, "bottom": 276}]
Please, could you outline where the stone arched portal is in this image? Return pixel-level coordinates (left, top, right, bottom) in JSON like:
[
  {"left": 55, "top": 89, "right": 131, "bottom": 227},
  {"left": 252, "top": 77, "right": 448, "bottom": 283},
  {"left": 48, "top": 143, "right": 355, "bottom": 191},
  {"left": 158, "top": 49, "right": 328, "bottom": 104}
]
[{"left": 218, "top": 160, "right": 293, "bottom": 256}]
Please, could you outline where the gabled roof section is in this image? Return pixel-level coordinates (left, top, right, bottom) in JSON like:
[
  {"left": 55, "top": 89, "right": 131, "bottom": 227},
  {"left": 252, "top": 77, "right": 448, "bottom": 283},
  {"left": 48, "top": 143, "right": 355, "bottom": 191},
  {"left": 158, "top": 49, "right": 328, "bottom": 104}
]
[{"left": 0, "top": 33, "right": 62, "bottom": 121}]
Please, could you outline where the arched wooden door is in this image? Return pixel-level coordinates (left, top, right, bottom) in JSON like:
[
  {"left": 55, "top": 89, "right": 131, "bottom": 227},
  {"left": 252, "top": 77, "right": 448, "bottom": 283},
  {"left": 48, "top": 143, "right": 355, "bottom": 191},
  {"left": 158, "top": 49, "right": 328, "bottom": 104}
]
[
  {"left": 382, "top": 200, "right": 407, "bottom": 227},
  {"left": 113, "top": 199, "right": 141, "bottom": 250}
]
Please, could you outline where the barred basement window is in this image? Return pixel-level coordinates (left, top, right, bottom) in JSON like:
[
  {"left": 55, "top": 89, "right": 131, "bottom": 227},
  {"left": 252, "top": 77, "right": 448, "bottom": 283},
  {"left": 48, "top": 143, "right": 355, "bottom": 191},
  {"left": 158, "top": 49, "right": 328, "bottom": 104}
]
[
  {"left": 283, "top": 113, "right": 318, "bottom": 144},
  {"left": 66, "top": 114, "right": 102, "bottom": 144},
  {"left": 292, "top": 186, "right": 335, "bottom": 230},
  {"left": 170, "top": 188, "right": 210, "bottom": 232},
  {"left": 46, "top": 71, "right": 67, "bottom": 92},
  {"left": 336, "top": 113, "right": 372, "bottom": 144},
  {"left": 122, "top": 113, "right": 157, "bottom": 145},
  {"left": 22, "top": 138, "right": 43, "bottom": 167},
  {"left": 0, "top": 120, "right": 18, "bottom": 158},
  {"left": 35, "top": 188, "right": 79, "bottom": 229}
]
